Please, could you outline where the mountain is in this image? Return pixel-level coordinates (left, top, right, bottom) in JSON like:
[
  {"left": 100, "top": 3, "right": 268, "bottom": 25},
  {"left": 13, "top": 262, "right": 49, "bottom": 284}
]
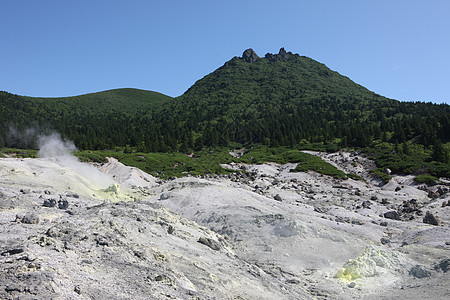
[
  {"left": 1, "top": 48, "right": 449, "bottom": 173},
  {"left": 167, "top": 48, "right": 449, "bottom": 149}
]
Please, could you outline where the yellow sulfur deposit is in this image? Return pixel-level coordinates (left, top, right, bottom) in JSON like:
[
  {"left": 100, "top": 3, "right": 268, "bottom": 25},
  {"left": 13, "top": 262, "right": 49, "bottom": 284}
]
[{"left": 335, "top": 246, "right": 405, "bottom": 283}]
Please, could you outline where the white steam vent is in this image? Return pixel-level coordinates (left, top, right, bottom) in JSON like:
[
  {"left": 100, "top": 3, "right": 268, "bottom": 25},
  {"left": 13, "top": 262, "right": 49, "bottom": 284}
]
[
  {"left": 37, "top": 133, "right": 77, "bottom": 158},
  {"left": 37, "top": 133, "right": 115, "bottom": 190}
]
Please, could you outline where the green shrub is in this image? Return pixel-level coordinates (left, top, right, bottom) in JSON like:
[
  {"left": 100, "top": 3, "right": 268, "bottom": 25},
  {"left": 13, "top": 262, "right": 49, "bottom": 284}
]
[
  {"left": 371, "top": 168, "right": 391, "bottom": 184},
  {"left": 414, "top": 174, "right": 438, "bottom": 184}
]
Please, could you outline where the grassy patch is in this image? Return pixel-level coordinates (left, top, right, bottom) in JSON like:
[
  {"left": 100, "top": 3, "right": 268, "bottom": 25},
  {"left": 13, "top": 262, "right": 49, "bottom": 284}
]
[
  {"left": 236, "top": 146, "right": 356, "bottom": 179},
  {"left": 371, "top": 168, "right": 392, "bottom": 184},
  {"left": 75, "top": 148, "right": 237, "bottom": 179},
  {"left": 0, "top": 148, "right": 38, "bottom": 158},
  {"left": 290, "top": 153, "right": 348, "bottom": 179},
  {"left": 414, "top": 174, "right": 439, "bottom": 185},
  {"left": 75, "top": 151, "right": 109, "bottom": 163}
]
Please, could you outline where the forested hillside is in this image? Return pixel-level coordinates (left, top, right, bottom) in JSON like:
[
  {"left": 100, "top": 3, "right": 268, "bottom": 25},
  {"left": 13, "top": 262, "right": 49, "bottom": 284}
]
[
  {"left": 1, "top": 48, "right": 449, "bottom": 177},
  {"left": 0, "top": 88, "right": 172, "bottom": 149},
  {"left": 173, "top": 48, "right": 449, "bottom": 150}
]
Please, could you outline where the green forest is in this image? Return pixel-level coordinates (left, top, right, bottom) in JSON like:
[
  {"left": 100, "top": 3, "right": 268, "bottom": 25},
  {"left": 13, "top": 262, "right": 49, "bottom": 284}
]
[{"left": 1, "top": 48, "right": 449, "bottom": 179}]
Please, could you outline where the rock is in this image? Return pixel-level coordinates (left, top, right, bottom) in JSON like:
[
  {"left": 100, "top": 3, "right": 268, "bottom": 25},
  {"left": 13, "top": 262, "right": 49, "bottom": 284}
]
[
  {"left": 380, "top": 221, "right": 388, "bottom": 227},
  {"left": 351, "top": 219, "right": 365, "bottom": 225},
  {"left": 380, "top": 238, "right": 390, "bottom": 245},
  {"left": 434, "top": 259, "right": 450, "bottom": 273},
  {"left": 278, "top": 47, "right": 290, "bottom": 60},
  {"left": 437, "top": 187, "right": 446, "bottom": 196},
  {"left": 242, "top": 48, "right": 260, "bottom": 63},
  {"left": 21, "top": 212, "right": 40, "bottom": 224},
  {"left": 384, "top": 211, "right": 400, "bottom": 220},
  {"left": 96, "top": 236, "right": 109, "bottom": 246},
  {"left": 43, "top": 198, "right": 57, "bottom": 207},
  {"left": 286, "top": 279, "right": 300, "bottom": 284},
  {"left": 442, "top": 201, "right": 448, "bottom": 207},
  {"left": 74, "top": 285, "right": 81, "bottom": 295},
  {"left": 2, "top": 248, "right": 24, "bottom": 256},
  {"left": 58, "top": 199, "right": 69, "bottom": 209},
  {"left": 381, "top": 198, "right": 389, "bottom": 205},
  {"left": 198, "top": 237, "right": 220, "bottom": 251},
  {"left": 274, "top": 194, "right": 283, "bottom": 201},
  {"left": 67, "top": 192, "right": 79, "bottom": 198},
  {"left": 160, "top": 193, "right": 170, "bottom": 200},
  {"left": 154, "top": 274, "right": 174, "bottom": 285},
  {"left": 428, "top": 190, "right": 439, "bottom": 198},
  {"left": 370, "top": 195, "right": 378, "bottom": 201},
  {"left": 395, "top": 186, "right": 401, "bottom": 192},
  {"left": 314, "top": 207, "right": 329, "bottom": 213},
  {"left": 362, "top": 201, "right": 372, "bottom": 208},
  {"left": 348, "top": 282, "right": 356, "bottom": 288},
  {"left": 409, "top": 265, "right": 431, "bottom": 278},
  {"left": 383, "top": 168, "right": 392, "bottom": 175},
  {"left": 399, "top": 199, "right": 420, "bottom": 214},
  {"left": 423, "top": 211, "right": 439, "bottom": 226},
  {"left": 265, "top": 48, "right": 293, "bottom": 62}
]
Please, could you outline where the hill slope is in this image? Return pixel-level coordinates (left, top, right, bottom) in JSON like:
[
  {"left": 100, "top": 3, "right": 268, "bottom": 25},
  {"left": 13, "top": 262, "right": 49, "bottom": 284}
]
[{"left": 0, "top": 88, "right": 172, "bottom": 149}]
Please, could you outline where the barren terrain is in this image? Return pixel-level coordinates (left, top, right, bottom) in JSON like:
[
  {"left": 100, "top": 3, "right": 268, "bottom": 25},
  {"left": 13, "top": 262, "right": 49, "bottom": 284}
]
[{"left": 1, "top": 152, "right": 449, "bottom": 299}]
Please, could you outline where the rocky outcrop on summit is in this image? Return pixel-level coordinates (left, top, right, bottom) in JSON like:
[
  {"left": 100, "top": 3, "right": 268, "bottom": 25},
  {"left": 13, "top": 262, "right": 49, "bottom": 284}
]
[
  {"left": 265, "top": 47, "right": 296, "bottom": 62},
  {"left": 242, "top": 48, "right": 260, "bottom": 62},
  {"left": 241, "top": 47, "right": 297, "bottom": 62}
]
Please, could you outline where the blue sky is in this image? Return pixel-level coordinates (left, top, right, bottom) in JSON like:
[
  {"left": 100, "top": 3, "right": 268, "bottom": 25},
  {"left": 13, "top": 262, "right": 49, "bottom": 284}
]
[{"left": 1, "top": 0, "right": 449, "bottom": 104}]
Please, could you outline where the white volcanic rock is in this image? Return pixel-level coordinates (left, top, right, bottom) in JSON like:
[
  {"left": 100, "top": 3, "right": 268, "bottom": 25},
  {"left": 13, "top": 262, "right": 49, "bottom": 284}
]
[
  {"left": 1, "top": 152, "right": 449, "bottom": 299},
  {"left": 99, "top": 157, "right": 159, "bottom": 189}
]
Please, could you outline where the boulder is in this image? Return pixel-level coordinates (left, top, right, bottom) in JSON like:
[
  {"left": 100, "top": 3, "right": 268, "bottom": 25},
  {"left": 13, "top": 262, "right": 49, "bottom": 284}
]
[
  {"left": 437, "top": 186, "right": 447, "bottom": 196},
  {"left": 434, "top": 258, "right": 450, "bottom": 273},
  {"left": 160, "top": 193, "right": 170, "bottom": 200},
  {"left": 409, "top": 265, "right": 431, "bottom": 278},
  {"left": 423, "top": 211, "right": 439, "bottom": 226},
  {"left": 43, "top": 198, "right": 57, "bottom": 207},
  {"left": 21, "top": 212, "right": 40, "bottom": 224},
  {"left": 380, "top": 238, "right": 390, "bottom": 245},
  {"left": 198, "top": 237, "right": 220, "bottom": 251},
  {"left": 362, "top": 201, "right": 372, "bottom": 209},
  {"left": 428, "top": 190, "right": 439, "bottom": 198},
  {"left": 383, "top": 211, "right": 400, "bottom": 220},
  {"left": 274, "top": 194, "right": 283, "bottom": 201},
  {"left": 58, "top": 199, "right": 69, "bottom": 210}
]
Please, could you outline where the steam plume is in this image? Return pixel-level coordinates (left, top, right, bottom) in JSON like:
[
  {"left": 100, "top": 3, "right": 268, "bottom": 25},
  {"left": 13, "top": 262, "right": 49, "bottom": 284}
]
[
  {"left": 37, "top": 133, "right": 114, "bottom": 189},
  {"left": 38, "top": 133, "right": 77, "bottom": 158}
]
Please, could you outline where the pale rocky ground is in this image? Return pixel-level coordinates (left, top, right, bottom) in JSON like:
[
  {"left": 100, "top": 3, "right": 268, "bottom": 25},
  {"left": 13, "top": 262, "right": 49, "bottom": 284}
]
[{"left": 0, "top": 152, "right": 449, "bottom": 299}]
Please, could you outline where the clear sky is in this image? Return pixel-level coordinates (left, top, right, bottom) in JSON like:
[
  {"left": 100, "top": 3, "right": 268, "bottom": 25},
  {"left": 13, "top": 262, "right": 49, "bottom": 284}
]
[{"left": 1, "top": 0, "right": 449, "bottom": 104}]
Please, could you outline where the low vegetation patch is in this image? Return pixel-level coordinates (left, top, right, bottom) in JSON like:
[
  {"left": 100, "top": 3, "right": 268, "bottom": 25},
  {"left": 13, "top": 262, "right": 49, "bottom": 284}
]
[
  {"left": 414, "top": 174, "right": 439, "bottom": 185},
  {"left": 236, "top": 146, "right": 357, "bottom": 180},
  {"left": 371, "top": 168, "right": 392, "bottom": 184},
  {"left": 0, "top": 148, "right": 38, "bottom": 158},
  {"left": 0, "top": 145, "right": 357, "bottom": 180}
]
